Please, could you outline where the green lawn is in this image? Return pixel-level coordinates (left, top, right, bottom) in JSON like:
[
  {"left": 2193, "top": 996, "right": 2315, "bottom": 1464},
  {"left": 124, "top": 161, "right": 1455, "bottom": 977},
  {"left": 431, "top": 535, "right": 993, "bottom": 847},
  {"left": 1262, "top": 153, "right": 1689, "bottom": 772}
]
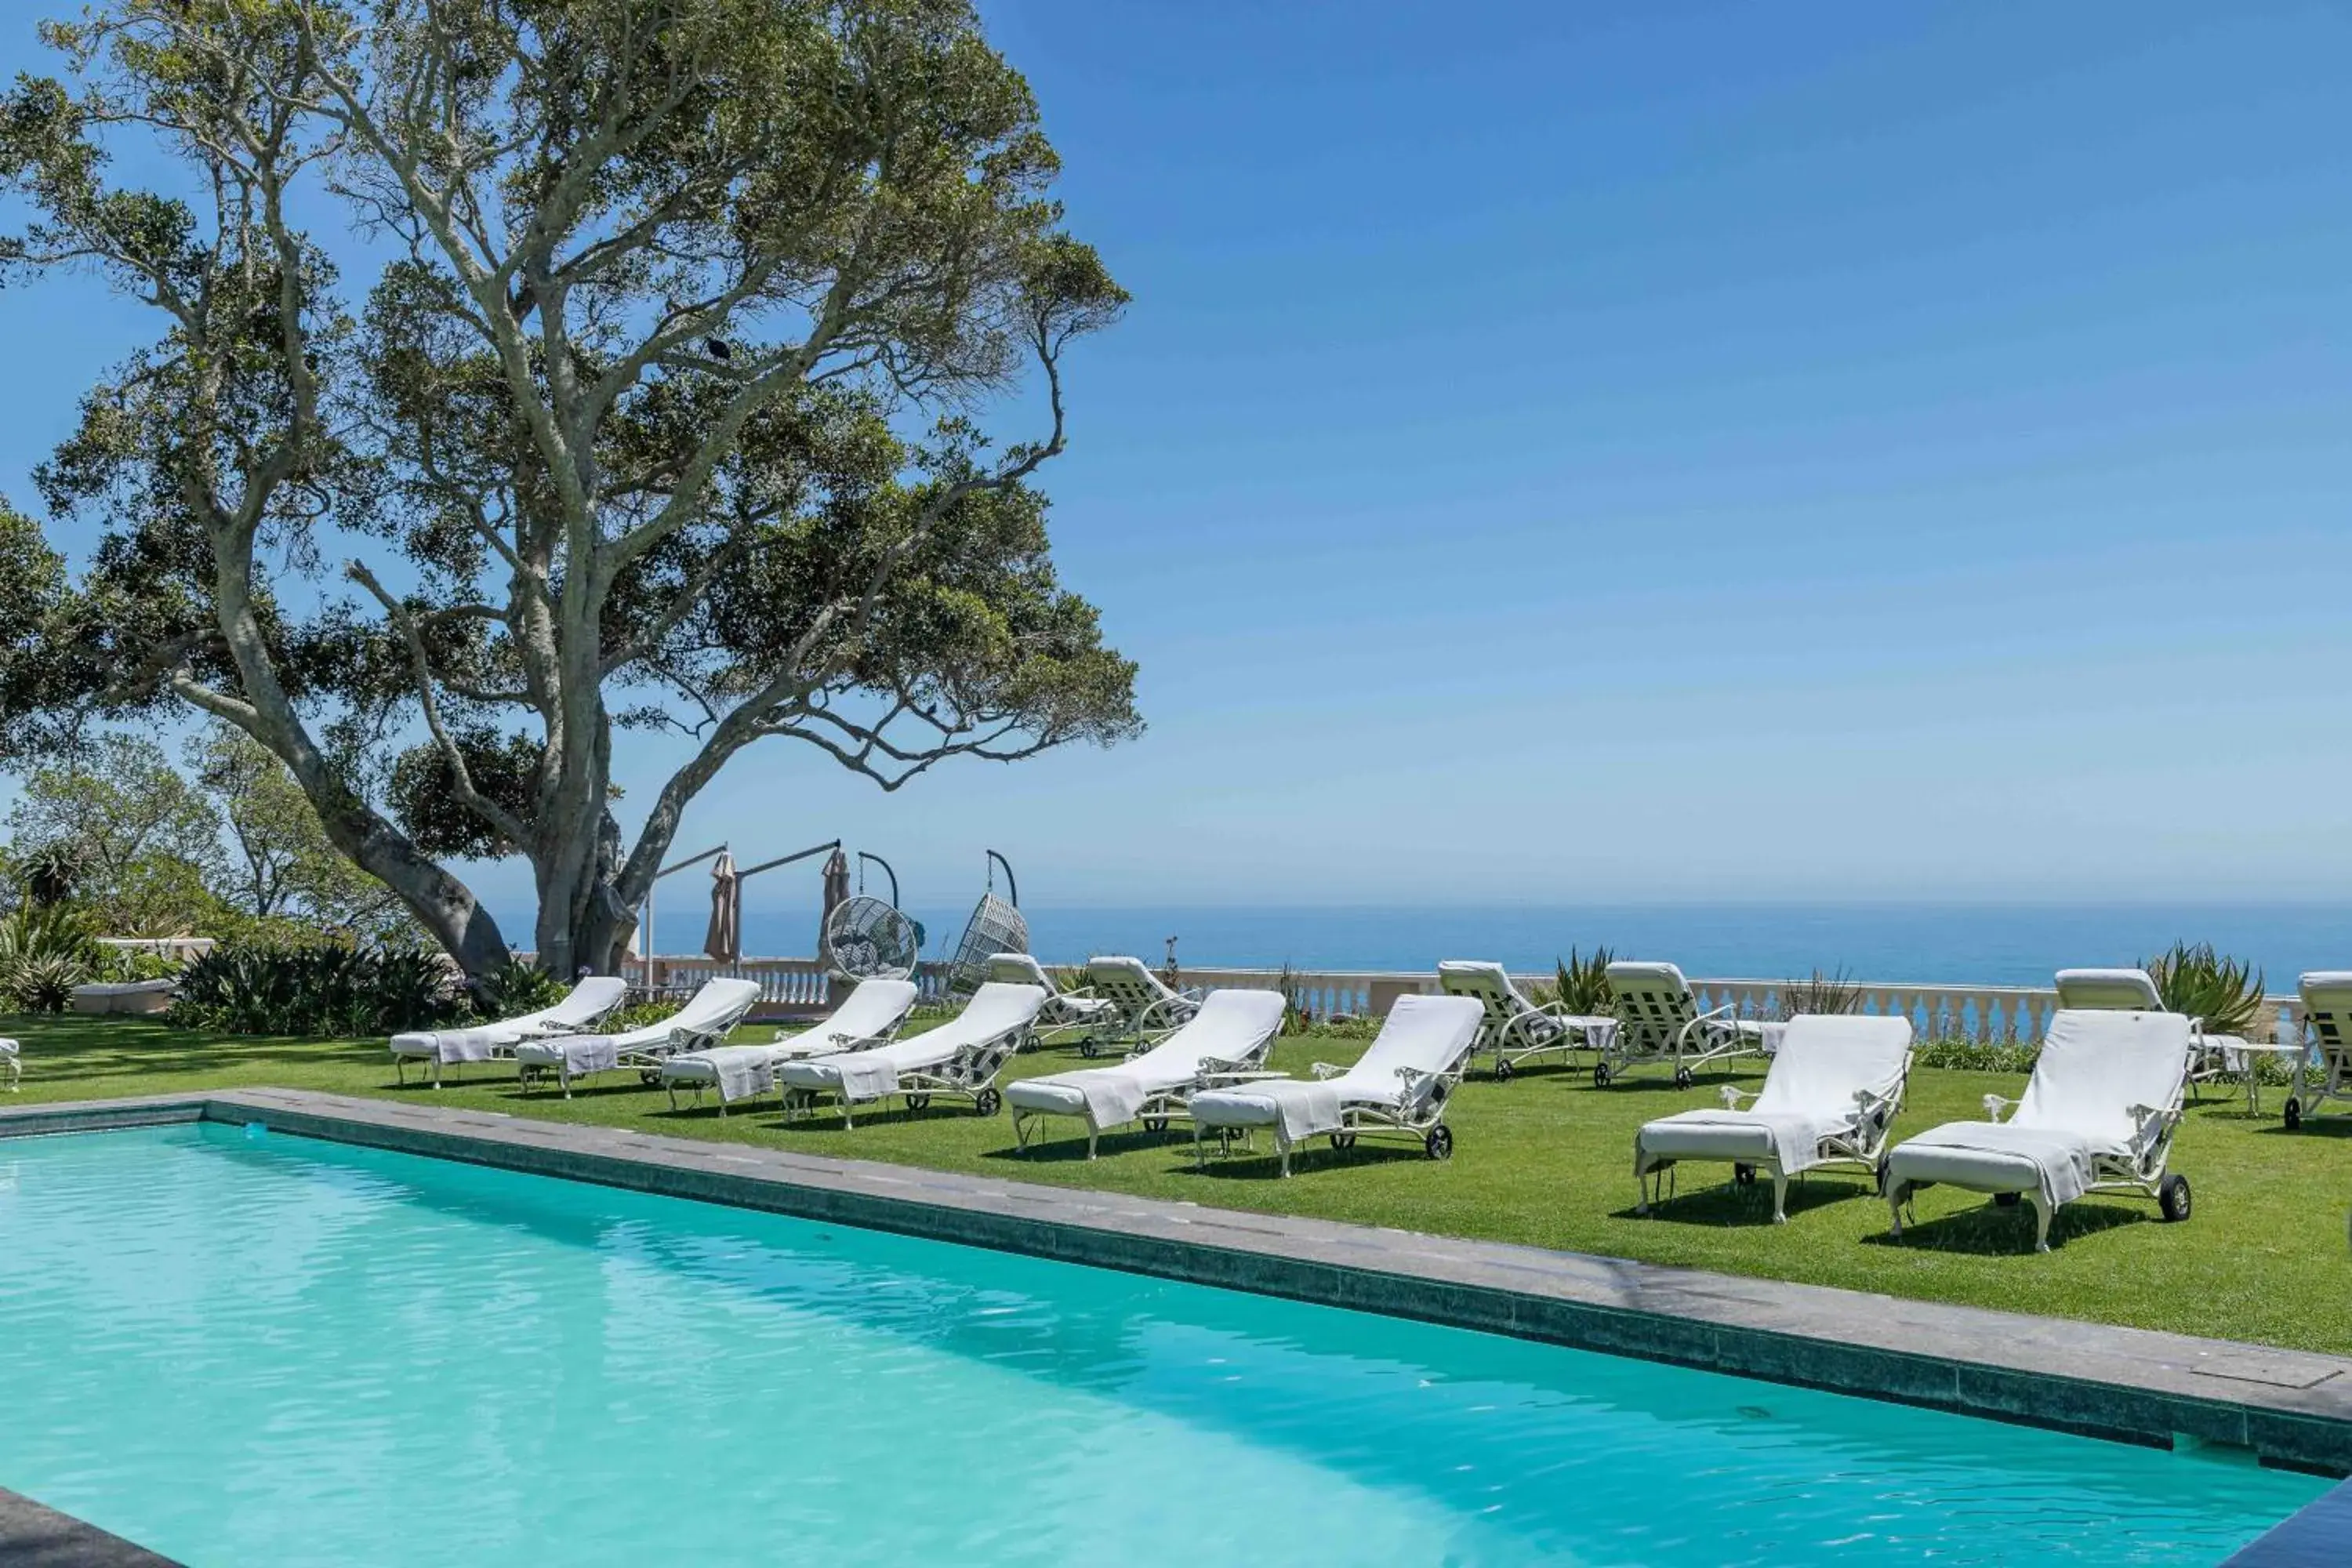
[{"left": 7, "top": 1012, "right": 2348, "bottom": 1356}]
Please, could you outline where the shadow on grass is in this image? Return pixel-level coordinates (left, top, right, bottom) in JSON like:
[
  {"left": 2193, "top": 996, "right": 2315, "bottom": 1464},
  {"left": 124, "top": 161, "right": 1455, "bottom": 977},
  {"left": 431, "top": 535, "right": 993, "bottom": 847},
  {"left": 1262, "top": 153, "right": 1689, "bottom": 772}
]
[
  {"left": 982, "top": 1126, "right": 1192, "bottom": 1164},
  {"left": 1859, "top": 1196, "right": 2147, "bottom": 1255},
  {"left": 1612, "top": 1173, "right": 1877, "bottom": 1228},
  {"left": 2256, "top": 1118, "right": 2352, "bottom": 1140},
  {"left": 1179, "top": 1140, "right": 1435, "bottom": 1181}
]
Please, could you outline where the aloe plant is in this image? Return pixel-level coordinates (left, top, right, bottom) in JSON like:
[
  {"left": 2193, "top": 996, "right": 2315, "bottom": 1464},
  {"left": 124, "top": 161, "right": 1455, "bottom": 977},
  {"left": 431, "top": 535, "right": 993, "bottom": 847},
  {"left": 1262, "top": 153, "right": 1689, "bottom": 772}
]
[
  {"left": 1553, "top": 947, "right": 1613, "bottom": 1016},
  {"left": 0, "top": 902, "right": 102, "bottom": 1011},
  {"left": 2144, "top": 942, "right": 2267, "bottom": 1038},
  {"left": 1778, "top": 967, "right": 1864, "bottom": 1019}
]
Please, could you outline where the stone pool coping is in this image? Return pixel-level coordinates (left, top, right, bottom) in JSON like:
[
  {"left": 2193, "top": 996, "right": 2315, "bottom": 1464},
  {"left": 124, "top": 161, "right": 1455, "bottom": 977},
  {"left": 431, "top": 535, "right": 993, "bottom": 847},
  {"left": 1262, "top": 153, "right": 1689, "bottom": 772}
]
[
  {"left": 0, "top": 1487, "right": 183, "bottom": 1566},
  {"left": 5, "top": 1087, "right": 2351, "bottom": 1494}
]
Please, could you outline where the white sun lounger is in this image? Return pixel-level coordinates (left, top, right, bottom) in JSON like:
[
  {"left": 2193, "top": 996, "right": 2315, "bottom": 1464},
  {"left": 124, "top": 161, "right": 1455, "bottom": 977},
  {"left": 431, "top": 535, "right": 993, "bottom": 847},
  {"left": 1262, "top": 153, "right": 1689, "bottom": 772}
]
[
  {"left": 1635, "top": 1014, "right": 1914, "bottom": 1222},
  {"left": 779, "top": 981, "right": 1045, "bottom": 1127},
  {"left": 1188, "top": 993, "right": 1483, "bottom": 1177},
  {"left": 659, "top": 978, "right": 918, "bottom": 1112},
  {"left": 1007, "top": 989, "right": 1287, "bottom": 1158},
  {"left": 389, "top": 975, "right": 629, "bottom": 1086},
  {"left": 989, "top": 952, "right": 1119, "bottom": 1051},
  {"left": 2056, "top": 967, "right": 2238, "bottom": 1096},
  {"left": 515, "top": 978, "right": 762, "bottom": 1098},
  {"left": 1885, "top": 1008, "right": 2194, "bottom": 1252},
  {"left": 1437, "top": 960, "right": 1607, "bottom": 1082},
  {"left": 1599, "top": 961, "right": 1768, "bottom": 1087},
  {"left": 2290, "top": 971, "right": 2352, "bottom": 1131},
  {"left": 1085, "top": 955, "right": 1200, "bottom": 1050}
]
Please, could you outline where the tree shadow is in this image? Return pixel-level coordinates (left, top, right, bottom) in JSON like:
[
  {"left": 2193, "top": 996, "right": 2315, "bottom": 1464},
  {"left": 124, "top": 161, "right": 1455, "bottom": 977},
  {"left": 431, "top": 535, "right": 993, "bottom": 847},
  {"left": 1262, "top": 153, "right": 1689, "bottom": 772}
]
[
  {"left": 1858, "top": 1196, "right": 2147, "bottom": 1254},
  {"left": 1610, "top": 1171, "right": 1875, "bottom": 1227}
]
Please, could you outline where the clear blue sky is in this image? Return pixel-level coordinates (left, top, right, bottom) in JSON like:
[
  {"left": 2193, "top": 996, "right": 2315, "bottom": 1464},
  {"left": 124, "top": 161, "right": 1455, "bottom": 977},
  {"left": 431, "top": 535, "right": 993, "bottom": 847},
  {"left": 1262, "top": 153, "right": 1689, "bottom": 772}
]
[{"left": 2, "top": 1, "right": 2347, "bottom": 924}]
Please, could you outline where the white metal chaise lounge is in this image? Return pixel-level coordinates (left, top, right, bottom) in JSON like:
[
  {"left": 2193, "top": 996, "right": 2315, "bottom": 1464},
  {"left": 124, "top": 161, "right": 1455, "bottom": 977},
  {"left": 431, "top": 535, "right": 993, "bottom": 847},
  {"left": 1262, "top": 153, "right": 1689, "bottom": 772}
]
[
  {"left": 2289, "top": 971, "right": 2352, "bottom": 1131},
  {"left": 1598, "top": 961, "right": 1769, "bottom": 1088},
  {"left": 659, "top": 977, "right": 918, "bottom": 1113},
  {"left": 2055, "top": 967, "right": 2238, "bottom": 1098},
  {"left": 1885, "top": 1008, "right": 2194, "bottom": 1253},
  {"left": 1635, "top": 1013, "right": 1914, "bottom": 1223},
  {"left": 1007, "top": 989, "right": 1286, "bottom": 1159},
  {"left": 1085, "top": 955, "right": 1200, "bottom": 1053},
  {"left": 515, "top": 978, "right": 762, "bottom": 1098},
  {"left": 988, "top": 952, "right": 1119, "bottom": 1051},
  {"left": 778, "top": 981, "right": 1045, "bottom": 1127},
  {"left": 1437, "top": 960, "right": 1606, "bottom": 1082},
  {"left": 1188, "top": 993, "right": 1483, "bottom": 1177},
  {"left": 389, "top": 975, "right": 629, "bottom": 1087}
]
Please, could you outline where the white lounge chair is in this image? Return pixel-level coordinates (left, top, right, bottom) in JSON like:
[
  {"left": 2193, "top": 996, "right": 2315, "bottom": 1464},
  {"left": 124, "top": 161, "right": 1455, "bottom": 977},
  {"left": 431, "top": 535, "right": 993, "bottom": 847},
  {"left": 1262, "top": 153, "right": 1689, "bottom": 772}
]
[
  {"left": 1085, "top": 956, "right": 1200, "bottom": 1051},
  {"left": 659, "top": 978, "right": 918, "bottom": 1113},
  {"left": 1437, "top": 960, "right": 1606, "bottom": 1082},
  {"left": 1007, "top": 989, "right": 1286, "bottom": 1158},
  {"left": 1188, "top": 993, "right": 1483, "bottom": 1177},
  {"left": 1635, "top": 1014, "right": 1914, "bottom": 1223},
  {"left": 2290, "top": 972, "right": 2352, "bottom": 1131},
  {"left": 988, "top": 953, "right": 1119, "bottom": 1051},
  {"left": 778, "top": 981, "right": 1045, "bottom": 1127},
  {"left": 1599, "top": 961, "right": 1768, "bottom": 1087},
  {"left": 2055, "top": 967, "right": 2238, "bottom": 1097},
  {"left": 69, "top": 978, "right": 177, "bottom": 1015},
  {"left": 515, "top": 978, "right": 762, "bottom": 1098},
  {"left": 1885, "top": 1008, "right": 2194, "bottom": 1252},
  {"left": 390, "top": 975, "right": 630, "bottom": 1086},
  {"left": 1, "top": 1036, "right": 17, "bottom": 1091}
]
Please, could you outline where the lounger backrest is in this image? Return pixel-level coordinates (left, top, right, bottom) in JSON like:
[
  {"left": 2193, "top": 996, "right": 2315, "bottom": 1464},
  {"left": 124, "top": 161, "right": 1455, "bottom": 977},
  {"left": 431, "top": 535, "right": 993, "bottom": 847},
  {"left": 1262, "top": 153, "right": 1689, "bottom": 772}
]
[
  {"left": 2053, "top": 968, "right": 2165, "bottom": 1012},
  {"left": 1752, "top": 1014, "right": 1913, "bottom": 1117},
  {"left": 1335, "top": 994, "right": 1484, "bottom": 1095},
  {"left": 815, "top": 978, "right": 920, "bottom": 1046},
  {"left": 540, "top": 975, "right": 629, "bottom": 1029},
  {"left": 986, "top": 953, "right": 1054, "bottom": 989},
  {"left": 1123, "top": 989, "right": 1286, "bottom": 1079},
  {"left": 877, "top": 981, "right": 1046, "bottom": 1066},
  {"left": 1087, "top": 956, "right": 1175, "bottom": 1014},
  {"left": 1436, "top": 960, "right": 1533, "bottom": 1028},
  {"left": 2299, "top": 972, "right": 2352, "bottom": 1058},
  {"left": 601, "top": 978, "right": 764, "bottom": 1050},
  {"left": 2013, "top": 1009, "right": 2190, "bottom": 1145},
  {"left": 1607, "top": 961, "right": 1697, "bottom": 1052}
]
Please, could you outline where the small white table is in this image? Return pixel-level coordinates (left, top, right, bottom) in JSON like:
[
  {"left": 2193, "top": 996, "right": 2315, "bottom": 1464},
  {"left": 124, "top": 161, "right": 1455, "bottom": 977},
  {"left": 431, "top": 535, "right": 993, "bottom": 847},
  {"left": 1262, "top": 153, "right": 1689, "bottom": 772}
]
[{"left": 2209, "top": 1036, "right": 2305, "bottom": 1119}]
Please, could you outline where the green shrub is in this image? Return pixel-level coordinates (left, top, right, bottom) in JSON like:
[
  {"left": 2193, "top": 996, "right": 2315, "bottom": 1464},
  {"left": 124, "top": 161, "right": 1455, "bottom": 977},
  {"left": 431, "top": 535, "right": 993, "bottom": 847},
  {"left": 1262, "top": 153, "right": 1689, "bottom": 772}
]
[
  {"left": 2144, "top": 941, "right": 2267, "bottom": 1038},
  {"left": 1549, "top": 947, "right": 1613, "bottom": 1015},
  {"left": 0, "top": 902, "right": 102, "bottom": 1011},
  {"left": 1914, "top": 1036, "right": 2038, "bottom": 1074},
  {"left": 169, "top": 942, "right": 464, "bottom": 1036},
  {"left": 470, "top": 956, "right": 568, "bottom": 1020},
  {"left": 1778, "top": 967, "right": 1864, "bottom": 1019}
]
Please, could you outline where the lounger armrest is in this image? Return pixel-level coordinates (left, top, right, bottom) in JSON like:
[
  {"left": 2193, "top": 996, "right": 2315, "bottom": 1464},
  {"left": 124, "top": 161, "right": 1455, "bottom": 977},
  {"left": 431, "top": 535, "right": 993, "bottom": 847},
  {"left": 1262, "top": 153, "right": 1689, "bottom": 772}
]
[
  {"left": 1719, "top": 1084, "right": 1756, "bottom": 1108},
  {"left": 2125, "top": 1100, "right": 2175, "bottom": 1147},
  {"left": 1981, "top": 1093, "right": 2018, "bottom": 1121},
  {"left": 1310, "top": 1062, "right": 1347, "bottom": 1080}
]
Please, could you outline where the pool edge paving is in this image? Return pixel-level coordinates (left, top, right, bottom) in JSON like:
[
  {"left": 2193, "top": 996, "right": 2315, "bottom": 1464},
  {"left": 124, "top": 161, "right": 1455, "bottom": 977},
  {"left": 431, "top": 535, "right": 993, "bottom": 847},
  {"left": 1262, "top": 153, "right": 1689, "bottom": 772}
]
[
  {"left": 0, "top": 1487, "right": 185, "bottom": 1567},
  {"left": 7, "top": 1090, "right": 2350, "bottom": 1509}
]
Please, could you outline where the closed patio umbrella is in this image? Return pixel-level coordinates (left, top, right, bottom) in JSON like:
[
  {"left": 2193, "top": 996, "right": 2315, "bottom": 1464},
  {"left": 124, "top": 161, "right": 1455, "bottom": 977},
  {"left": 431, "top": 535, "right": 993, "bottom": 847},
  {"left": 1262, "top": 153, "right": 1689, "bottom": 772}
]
[
  {"left": 820, "top": 848, "right": 851, "bottom": 952},
  {"left": 704, "top": 850, "right": 742, "bottom": 964}
]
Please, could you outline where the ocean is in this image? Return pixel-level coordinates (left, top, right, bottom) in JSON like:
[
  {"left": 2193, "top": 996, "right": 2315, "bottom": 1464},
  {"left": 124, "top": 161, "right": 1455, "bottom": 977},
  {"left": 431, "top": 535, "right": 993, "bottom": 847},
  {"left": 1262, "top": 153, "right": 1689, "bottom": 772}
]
[{"left": 662, "top": 902, "right": 2352, "bottom": 990}]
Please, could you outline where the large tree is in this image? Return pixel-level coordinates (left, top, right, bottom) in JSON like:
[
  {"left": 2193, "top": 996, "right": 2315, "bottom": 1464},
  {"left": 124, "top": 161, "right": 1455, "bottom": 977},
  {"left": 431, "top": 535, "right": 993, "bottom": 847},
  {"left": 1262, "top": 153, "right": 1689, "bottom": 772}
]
[{"left": 0, "top": 0, "right": 1140, "bottom": 976}]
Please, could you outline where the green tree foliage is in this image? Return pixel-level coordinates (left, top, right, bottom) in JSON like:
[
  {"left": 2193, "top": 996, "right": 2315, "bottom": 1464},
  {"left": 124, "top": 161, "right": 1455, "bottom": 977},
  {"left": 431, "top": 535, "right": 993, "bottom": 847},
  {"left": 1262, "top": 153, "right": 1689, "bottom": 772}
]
[
  {"left": 5, "top": 733, "right": 225, "bottom": 934},
  {"left": 188, "top": 726, "right": 412, "bottom": 939},
  {"left": 0, "top": 0, "right": 1141, "bottom": 978}
]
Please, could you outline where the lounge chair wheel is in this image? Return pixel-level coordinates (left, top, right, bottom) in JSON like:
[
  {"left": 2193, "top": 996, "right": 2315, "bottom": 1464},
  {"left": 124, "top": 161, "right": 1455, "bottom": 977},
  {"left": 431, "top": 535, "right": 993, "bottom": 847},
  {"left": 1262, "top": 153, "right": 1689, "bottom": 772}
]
[
  {"left": 1494, "top": 1057, "right": 1513, "bottom": 1083},
  {"left": 1733, "top": 1163, "right": 1756, "bottom": 1186},
  {"left": 2284, "top": 1097, "right": 2302, "bottom": 1131},
  {"left": 1992, "top": 1191, "right": 2021, "bottom": 1208},
  {"left": 1330, "top": 1132, "right": 1356, "bottom": 1149},
  {"left": 2159, "top": 1173, "right": 2192, "bottom": 1222},
  {"left": 906, "top": 1092, "right": 931, "bottom": 1112},
  {"left": 1424, "top": 1125, "right": 1454, "bottom": 1161},
  {"left": 1079, "top": 1040, "right": 1100, "bottom": 1059},
  {"left": 1592, "top": 1062, "right": 1612, "bottom": 1089},
  {"left": 1674, "top": 1067, "right": 1693, "bottom": 1090},
  {"left": 975, "top": 1088, "right": 1002, "bottom": 1118},
  {"left": 1142, "top": 1114, "right": 1168, "bottom": 1134},
  {"left": 638, "top": 1070, "right": 661, "bottom": 1086}
]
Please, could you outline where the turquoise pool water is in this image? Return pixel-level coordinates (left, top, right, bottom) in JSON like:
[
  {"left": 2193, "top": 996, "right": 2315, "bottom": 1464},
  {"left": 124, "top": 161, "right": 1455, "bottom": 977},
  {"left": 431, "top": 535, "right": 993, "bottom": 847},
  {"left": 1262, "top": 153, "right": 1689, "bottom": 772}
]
[{"left": 0, "top": 1126, "right": 2324, "bottom": 1566}]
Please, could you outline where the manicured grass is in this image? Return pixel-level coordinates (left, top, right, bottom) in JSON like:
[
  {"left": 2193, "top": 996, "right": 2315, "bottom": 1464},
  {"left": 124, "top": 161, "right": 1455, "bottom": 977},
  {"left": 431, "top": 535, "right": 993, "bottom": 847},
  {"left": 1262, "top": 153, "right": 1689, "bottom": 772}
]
[{"left": 5, "top": 1012, "right": 2348, "bottom": 1355}]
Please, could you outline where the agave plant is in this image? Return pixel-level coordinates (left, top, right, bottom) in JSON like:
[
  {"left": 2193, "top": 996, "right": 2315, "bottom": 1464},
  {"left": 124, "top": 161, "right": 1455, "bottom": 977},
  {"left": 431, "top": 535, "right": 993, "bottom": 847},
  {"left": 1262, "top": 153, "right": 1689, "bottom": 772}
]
[
  {"left": 1778, "top": 967, "right": 1864, "bottom": 1019},
  {"left": 2143, "top": 942, "right": 2267, "bottom": 1039},
  {"left": 1553, "top": 946, "right": 1614, "bottom": 1016},
  {"left": 469, "top": 956, "right": 568, "bottom": 1022},
  {"left": 0, "top": 902, "right": 102, "bottom": 1012},
  {"left": 169, "top": 942, "right": 463, "bottom": 1036}
]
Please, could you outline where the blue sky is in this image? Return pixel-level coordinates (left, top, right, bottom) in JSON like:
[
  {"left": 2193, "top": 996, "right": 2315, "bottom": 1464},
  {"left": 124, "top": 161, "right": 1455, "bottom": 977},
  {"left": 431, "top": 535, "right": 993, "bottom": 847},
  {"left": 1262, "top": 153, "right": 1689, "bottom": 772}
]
[{"left": 2, "top": 1, "right": 2347, "bottom": 926}]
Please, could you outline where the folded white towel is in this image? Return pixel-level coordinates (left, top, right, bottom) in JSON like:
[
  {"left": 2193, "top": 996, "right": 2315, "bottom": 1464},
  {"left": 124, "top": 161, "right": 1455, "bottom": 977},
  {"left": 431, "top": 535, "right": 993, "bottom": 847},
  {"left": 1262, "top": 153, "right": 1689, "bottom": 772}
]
[{"left": 1893, "top": 1120, "right": 2096, "bottom": 1211}]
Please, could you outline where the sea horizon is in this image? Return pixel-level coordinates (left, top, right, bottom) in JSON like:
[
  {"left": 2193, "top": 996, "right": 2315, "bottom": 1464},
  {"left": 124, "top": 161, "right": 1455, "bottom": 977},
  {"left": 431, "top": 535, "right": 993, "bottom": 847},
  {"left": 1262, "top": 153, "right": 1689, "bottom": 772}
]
[{"left": 594, "top": 900, "right": 2352, "bottom": 993}]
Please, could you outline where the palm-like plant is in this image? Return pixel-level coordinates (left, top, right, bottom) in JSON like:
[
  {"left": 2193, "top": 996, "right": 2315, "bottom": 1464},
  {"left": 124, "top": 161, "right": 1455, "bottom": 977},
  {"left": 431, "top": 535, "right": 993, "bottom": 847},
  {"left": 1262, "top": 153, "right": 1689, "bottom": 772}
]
[
  {"left": 2144, "top": 942, "right": 2267, "bottom": 1038},
  {"left": 1554, "top": 947, "right": 1614, "bottom": 1016},
  {"left": 0, "top": 902, "right": 102, "bottom": 1011},
  {"left": 1778, "top": 967, "right": 1864, "bottom": 1019}
]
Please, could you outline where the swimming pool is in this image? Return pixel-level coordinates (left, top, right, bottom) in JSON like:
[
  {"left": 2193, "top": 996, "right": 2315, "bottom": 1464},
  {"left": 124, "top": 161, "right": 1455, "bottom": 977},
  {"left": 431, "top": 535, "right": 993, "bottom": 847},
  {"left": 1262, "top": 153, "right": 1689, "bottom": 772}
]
[{"left": 0, "top": 1124, "right": 2325, "bottom": 1566}]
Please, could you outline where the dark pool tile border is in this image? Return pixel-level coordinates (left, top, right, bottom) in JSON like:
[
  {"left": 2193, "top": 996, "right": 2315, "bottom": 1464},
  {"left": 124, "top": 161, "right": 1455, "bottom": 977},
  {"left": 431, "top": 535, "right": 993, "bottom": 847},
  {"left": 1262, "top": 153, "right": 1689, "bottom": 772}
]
[
  {"left": 0, "top": 1488, "right": 183, "bottom": 1567},
  {"left": 8, "top": 1088, "right": 2351, "bottom": 1484},
  {"left": 2230, "top": 1473, "right": 2352, "bottom": 1565}
]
